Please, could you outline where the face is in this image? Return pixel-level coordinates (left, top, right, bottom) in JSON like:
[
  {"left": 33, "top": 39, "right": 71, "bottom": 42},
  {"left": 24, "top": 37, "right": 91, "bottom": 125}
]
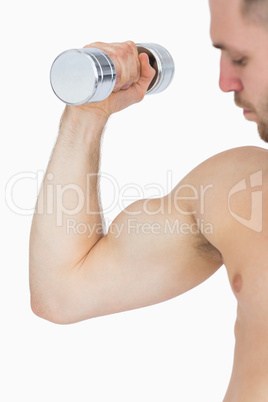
[{"left": 209, "top": 0, "right": 268, "bottom": 142}]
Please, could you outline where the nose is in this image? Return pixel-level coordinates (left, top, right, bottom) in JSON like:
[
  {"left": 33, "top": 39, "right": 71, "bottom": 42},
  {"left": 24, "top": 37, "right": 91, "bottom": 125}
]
[{"left": 219, "top": 55, "right": 244, "bottom": 93}]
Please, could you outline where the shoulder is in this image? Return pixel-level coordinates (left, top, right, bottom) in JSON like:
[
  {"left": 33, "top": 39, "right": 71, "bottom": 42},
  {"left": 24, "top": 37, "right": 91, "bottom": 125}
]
[
  {"left": 186, "top": 146, "right": 268, "bottom": 181},
  {"left": 180, "top": 146, "right": 268, "bottom": 198},
  {"left": 175, "top": 146, "right": 268, "bottom": 256}
]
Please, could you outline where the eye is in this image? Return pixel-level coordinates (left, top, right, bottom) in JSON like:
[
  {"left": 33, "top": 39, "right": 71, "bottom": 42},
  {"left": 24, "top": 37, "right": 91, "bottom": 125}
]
[{"left": 232, "top": 58, "right": 246, "bottom": 66}]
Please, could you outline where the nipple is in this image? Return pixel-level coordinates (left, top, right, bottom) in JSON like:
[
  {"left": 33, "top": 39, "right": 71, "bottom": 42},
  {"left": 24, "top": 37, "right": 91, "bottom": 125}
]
[{"left": 232, "top": 274, "right": 243, "bottom": 293}]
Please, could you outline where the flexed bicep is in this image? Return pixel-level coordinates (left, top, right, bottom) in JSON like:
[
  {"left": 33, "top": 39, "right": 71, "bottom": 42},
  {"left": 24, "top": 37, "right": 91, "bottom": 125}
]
[{"left": 49, "top": 196, "right": 223, "bottom": 324}]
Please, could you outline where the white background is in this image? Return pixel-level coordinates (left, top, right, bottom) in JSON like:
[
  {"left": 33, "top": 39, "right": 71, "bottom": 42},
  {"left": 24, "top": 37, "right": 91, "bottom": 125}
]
[{"left": 1, "top": 0, "right": 264, "bottom": 401}]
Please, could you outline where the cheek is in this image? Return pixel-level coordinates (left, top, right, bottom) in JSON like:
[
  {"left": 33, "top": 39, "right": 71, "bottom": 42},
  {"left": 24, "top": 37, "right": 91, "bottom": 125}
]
[
  {"left": 249, "top": 59, "right": 268, "bottom": 103},
  {"left": 242, "top": 70, "right": 263, "bottom": 107},
  {"left": 255, "top": 83, "right": 268, "bottom": 115},
  {"left": 260, "top": 94, "right": 268, "bottom": 118}
]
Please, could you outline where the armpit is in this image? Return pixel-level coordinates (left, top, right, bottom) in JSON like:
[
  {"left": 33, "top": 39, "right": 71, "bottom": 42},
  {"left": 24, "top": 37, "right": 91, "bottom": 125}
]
[{"left": 194, "top": 232, "right": 223, "bottom": 264}]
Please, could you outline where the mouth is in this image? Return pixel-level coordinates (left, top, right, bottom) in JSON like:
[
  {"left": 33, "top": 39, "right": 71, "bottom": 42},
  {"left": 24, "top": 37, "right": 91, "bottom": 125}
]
[
  {"left": 234, "top": 96, "right": 258, "bottom": 121},
  {"left": 242, "top": 109, "right": 258, "bottom": 122},
  {"left": 234, "top": 98, "right": 253, "bottom": 114}
]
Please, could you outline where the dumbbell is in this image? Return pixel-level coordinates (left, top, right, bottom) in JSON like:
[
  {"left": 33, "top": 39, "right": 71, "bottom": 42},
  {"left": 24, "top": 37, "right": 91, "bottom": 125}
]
[{"left": 50, "top": 43, "right": 175, "bottom": 106}]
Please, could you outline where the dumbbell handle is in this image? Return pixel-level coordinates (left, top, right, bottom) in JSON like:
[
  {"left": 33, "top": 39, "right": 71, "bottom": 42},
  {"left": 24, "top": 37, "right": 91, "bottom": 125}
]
[{"left": 50, "top": 43, "right": 175, "bottom": 106}]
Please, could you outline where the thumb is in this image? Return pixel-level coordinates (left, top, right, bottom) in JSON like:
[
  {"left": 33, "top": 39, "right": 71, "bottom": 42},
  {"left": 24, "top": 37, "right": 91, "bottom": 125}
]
[{"left": 138, "top": 53, "right": 156, "bottom": 91}]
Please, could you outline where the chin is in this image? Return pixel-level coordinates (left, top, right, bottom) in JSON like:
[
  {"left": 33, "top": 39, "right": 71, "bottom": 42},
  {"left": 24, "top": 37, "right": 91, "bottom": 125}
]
[{"left": 258, "top": 123, "right": 268, "bottom": 143}]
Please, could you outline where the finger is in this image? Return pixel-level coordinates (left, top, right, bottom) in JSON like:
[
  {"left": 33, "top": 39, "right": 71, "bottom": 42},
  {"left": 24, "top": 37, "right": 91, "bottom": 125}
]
[
  {"left": 115, "top": 54, "right": 155, "bottom": 104},
  {"left": 117, "top": 53, "right": 156, "bottom": 100},
  {"left": 125, "top": 41, "right": 140, "bottom": 84},
  {"left": 84, "top": 42, "right": 142, "bottom": 92},
  {"left": 113, "top": 41, "right": 140, "bottom": 90}
]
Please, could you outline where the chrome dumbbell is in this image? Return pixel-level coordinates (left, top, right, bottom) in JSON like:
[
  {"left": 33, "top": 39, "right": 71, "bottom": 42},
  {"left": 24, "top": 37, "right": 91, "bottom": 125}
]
[{"left": 50, "top": 43, "right": 175, "bottom": 106}]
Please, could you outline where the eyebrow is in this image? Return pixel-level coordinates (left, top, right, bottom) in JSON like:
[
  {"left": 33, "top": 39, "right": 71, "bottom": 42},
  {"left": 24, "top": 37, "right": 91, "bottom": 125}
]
[
  {"left": 212, "top": 43, "right": 246, "bottom": 55},
  {"left": 212, "top": 43, "right": 227, "bottom": 50}
]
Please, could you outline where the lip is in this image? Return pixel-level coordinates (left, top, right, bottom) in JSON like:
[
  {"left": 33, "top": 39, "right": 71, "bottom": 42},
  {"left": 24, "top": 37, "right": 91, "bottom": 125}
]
[{"left": 243, "top": 109, "right": 258, "bottom": 122}]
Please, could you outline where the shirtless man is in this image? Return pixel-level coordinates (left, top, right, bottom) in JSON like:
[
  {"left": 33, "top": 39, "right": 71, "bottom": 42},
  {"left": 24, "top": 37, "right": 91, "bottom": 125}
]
[{"left": 29, "top": 0, "right": 268, "bottom": 400}]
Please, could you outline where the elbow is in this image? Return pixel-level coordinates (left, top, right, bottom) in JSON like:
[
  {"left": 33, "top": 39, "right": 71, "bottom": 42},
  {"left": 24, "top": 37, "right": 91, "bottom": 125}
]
[
  {"left": 30, "top": 296, "right": 73, "bottom": 325},
  {"left": 29, "top": 273, "right": 79, "bottom": 325},
  {"left": 29, "top": 270, "right": 95, "bottom": 325},
  {"left": 30, "top": 294, "right": 89, "bottom": 325},
  {"left": 30, "top": 297, "right": 57, "bottom": 324}
]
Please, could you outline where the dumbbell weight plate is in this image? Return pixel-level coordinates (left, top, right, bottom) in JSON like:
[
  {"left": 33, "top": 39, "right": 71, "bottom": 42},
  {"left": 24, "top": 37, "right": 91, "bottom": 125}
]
[
  {"left": 50, "top": 48, "right": 116, "bottom": 106},
  {"left": 136, "top": 43, "right": 175, "bottom": 95}
]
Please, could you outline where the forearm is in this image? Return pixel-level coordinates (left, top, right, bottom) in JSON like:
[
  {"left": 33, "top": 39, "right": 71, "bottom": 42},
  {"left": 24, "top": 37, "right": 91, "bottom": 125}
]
[{"left": 30, "top": 106, "right": 108, "bottom": 294}]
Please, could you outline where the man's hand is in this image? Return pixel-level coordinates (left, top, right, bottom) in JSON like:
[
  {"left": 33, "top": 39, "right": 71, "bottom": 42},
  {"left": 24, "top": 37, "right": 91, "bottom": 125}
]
[{"left": 75, "top": 41, "right": 156, "bottom": 117}]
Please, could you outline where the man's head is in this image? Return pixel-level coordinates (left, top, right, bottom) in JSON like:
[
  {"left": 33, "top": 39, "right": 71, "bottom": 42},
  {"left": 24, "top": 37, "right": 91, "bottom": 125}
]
[{"left": 209, "top": 0, "right": 268, "bottom": 142}]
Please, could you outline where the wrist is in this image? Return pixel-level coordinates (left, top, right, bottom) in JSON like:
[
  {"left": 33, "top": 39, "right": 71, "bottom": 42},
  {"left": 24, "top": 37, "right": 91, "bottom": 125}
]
[{"left": 59, "top": 105, "right": 109, "bottom": 144}]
